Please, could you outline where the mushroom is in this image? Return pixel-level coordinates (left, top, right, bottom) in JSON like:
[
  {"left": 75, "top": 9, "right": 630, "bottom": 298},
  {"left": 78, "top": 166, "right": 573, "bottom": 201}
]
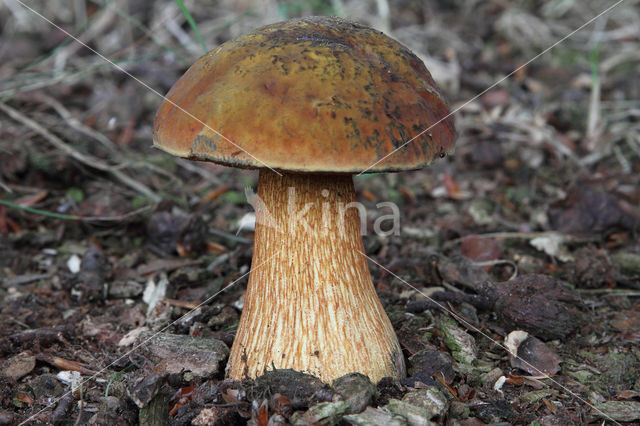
[{"left": 153, "top": 16, "right": 455, "bottom": 383}]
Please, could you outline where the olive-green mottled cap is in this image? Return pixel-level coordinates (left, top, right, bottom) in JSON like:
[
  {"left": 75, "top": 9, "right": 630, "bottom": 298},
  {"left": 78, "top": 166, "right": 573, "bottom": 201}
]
[{"left": 153, "top": 16, "right": 456, "bottom": 173}]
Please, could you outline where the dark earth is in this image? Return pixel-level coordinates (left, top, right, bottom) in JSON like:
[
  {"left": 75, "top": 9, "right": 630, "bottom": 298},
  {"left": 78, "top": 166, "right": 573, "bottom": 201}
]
[{"left": 1, "top": 0, "right": 639, "bottom": 425}]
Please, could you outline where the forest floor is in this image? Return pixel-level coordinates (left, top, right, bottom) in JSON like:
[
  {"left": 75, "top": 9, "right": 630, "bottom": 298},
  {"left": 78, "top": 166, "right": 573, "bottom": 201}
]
[{"left": 1, "top": 0, "right": 639, "bottom": 424}]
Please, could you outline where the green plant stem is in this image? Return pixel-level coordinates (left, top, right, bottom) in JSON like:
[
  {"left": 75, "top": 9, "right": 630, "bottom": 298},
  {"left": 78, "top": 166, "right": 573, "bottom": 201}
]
[
  {"left": 0, "top": 199, "right": 152, "bottom": 222},
  {"left": 173, "top": 0, "right": 207, "bottom": 53},
  {"left": 0, "top": 199, "right": 81, "bottom": 220}
]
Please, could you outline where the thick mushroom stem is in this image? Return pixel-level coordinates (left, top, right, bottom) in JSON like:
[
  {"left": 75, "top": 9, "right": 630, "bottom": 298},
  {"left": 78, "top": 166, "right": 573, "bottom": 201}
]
[{"left": 227, "top": 170, "right": 405, "bottom": 383}]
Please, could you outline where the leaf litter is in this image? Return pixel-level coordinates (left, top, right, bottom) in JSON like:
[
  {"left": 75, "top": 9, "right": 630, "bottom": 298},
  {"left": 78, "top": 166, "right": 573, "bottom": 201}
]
[{"left": 1, "top": 1, "right": 640, "bottom": 424}]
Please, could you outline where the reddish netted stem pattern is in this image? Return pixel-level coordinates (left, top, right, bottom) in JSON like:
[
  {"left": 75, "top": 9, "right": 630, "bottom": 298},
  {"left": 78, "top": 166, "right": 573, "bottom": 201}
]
[{"left": 227, "top": 170, "right": 405, "bottom": 383}]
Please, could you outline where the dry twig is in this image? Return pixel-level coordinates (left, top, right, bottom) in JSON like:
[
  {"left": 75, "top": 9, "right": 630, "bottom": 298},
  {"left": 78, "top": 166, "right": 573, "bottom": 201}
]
[{"left": 0, "top": 101, "right": 161, "bottom": 202}]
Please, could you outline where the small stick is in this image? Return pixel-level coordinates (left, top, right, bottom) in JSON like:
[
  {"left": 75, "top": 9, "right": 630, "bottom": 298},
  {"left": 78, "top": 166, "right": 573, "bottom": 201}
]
[
  {"left": 3, "top": 272, "right": 53, "bottom": 287},
  {"left": 209, "top": 227, "right": 252, "bottom": 245},
  {"left": 28, "top": 94, "right": 182, "bottom": 184},
  {"left": 175, "top": 158, "right": 223, "bottom": 185},
  {"left": 0, "top": 101, "right": 161, "bottom": 202},
  {"left": 443, "top": 231, "right": 596, "bottom": 251},
  {"left": 31, "top": 93, "right": 118, "bottom": 154},
  {"left": 0, "top": 64, "right": 102, "bottom": 101},
  {"left": 0, "top": 179, "right": 11, "bottom": 193}
]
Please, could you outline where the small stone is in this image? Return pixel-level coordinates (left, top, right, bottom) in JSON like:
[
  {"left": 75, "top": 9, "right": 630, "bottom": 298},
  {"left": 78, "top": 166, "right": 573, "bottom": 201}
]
[
  {"left": 128, "top": 374, "right": 163, "bottom": 409},
  {"left": 449, "top": 401, "right": 470, "bottom": 419},
  {"left": 332, "top": 372, "right": 375, "bottom": 414},
  {"left": 206, "top": 305, "right": 239, "bottom": 330},
  {"left": 344, "top": 406, "right": 407, "bottom": 425},
  {"left": 376, "top": 377, "right": 404, "bottom": 406},
  {"left": 402, "top": 387, "right": 448, "bottom": 419},
  {"left": 108, "top": 280, "right": 144, "bottom": 298},
  {"left": 386, "top": 399, "right": 437, "bottom": 426},
  {"left": 251, "top": 369, "right": 328, "bottom": 406},
  {"left": 509, "top": 334, "right": 562, "bottom": 375},
  {"left": 408, "top": 350, "right": 455, "bottom": 384},
  {"left": 135, "top": 331, "right": 229, "bottom": 377},
  {"left": 438, "top": 317, "right": 477, "bottom": 364},
  {"left": 290, "top": 401, "right": 349, "bottom": 426},
  {"left": 67, "top": 254, "right": 81, "bottom": 274}
]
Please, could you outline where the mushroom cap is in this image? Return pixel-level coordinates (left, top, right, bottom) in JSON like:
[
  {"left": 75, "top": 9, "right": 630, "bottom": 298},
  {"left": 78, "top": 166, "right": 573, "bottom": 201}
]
[{"left": 153, "top": 16, "right": 456, "bottom": 173}]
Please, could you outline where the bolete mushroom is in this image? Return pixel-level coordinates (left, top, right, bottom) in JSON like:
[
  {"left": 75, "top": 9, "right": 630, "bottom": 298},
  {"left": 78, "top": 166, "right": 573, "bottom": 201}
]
[{"left": 153, "top": 16, "right": 455, "bottom": 383}]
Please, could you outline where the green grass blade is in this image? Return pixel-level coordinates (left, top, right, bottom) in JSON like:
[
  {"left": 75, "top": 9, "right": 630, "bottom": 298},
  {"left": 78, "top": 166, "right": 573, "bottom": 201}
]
[
  {"left": 173, "top": 0, "right": 207, "bottom": 53},
  {"left": 0, "top": 199, "right": 80, "bottom": 220}
]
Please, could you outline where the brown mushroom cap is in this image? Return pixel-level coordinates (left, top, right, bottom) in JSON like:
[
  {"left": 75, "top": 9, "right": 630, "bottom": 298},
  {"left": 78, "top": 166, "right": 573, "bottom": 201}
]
[{"left": 153, "top": 16, "right": 456, "bottom": 173}]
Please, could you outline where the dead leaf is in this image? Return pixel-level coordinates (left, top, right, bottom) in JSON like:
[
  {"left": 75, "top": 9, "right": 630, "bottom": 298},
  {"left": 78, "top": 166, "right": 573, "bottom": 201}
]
[
  {"left": 15, "top": 190, "right": 47, "bottom": 207},
  {"left": 443, "top": 173, "right": 472, "bottom": 200},
  {"left": 1, "top": 352, "right": 35, "bottom": 380},
  {"left": 461, "top": 236, "right": 501, "bottom": 265},
  {"left": 198, "top": 185, "right": 229, "bottom": 206},
  {"left": 506, "top": 332, "right": 562, "bottom": 375}
]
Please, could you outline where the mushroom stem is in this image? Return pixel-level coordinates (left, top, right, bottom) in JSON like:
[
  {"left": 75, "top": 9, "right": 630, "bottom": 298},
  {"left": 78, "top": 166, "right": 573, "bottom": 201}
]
[{"left": 227, "top": 170, "right": 405, "bottom": 383}]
